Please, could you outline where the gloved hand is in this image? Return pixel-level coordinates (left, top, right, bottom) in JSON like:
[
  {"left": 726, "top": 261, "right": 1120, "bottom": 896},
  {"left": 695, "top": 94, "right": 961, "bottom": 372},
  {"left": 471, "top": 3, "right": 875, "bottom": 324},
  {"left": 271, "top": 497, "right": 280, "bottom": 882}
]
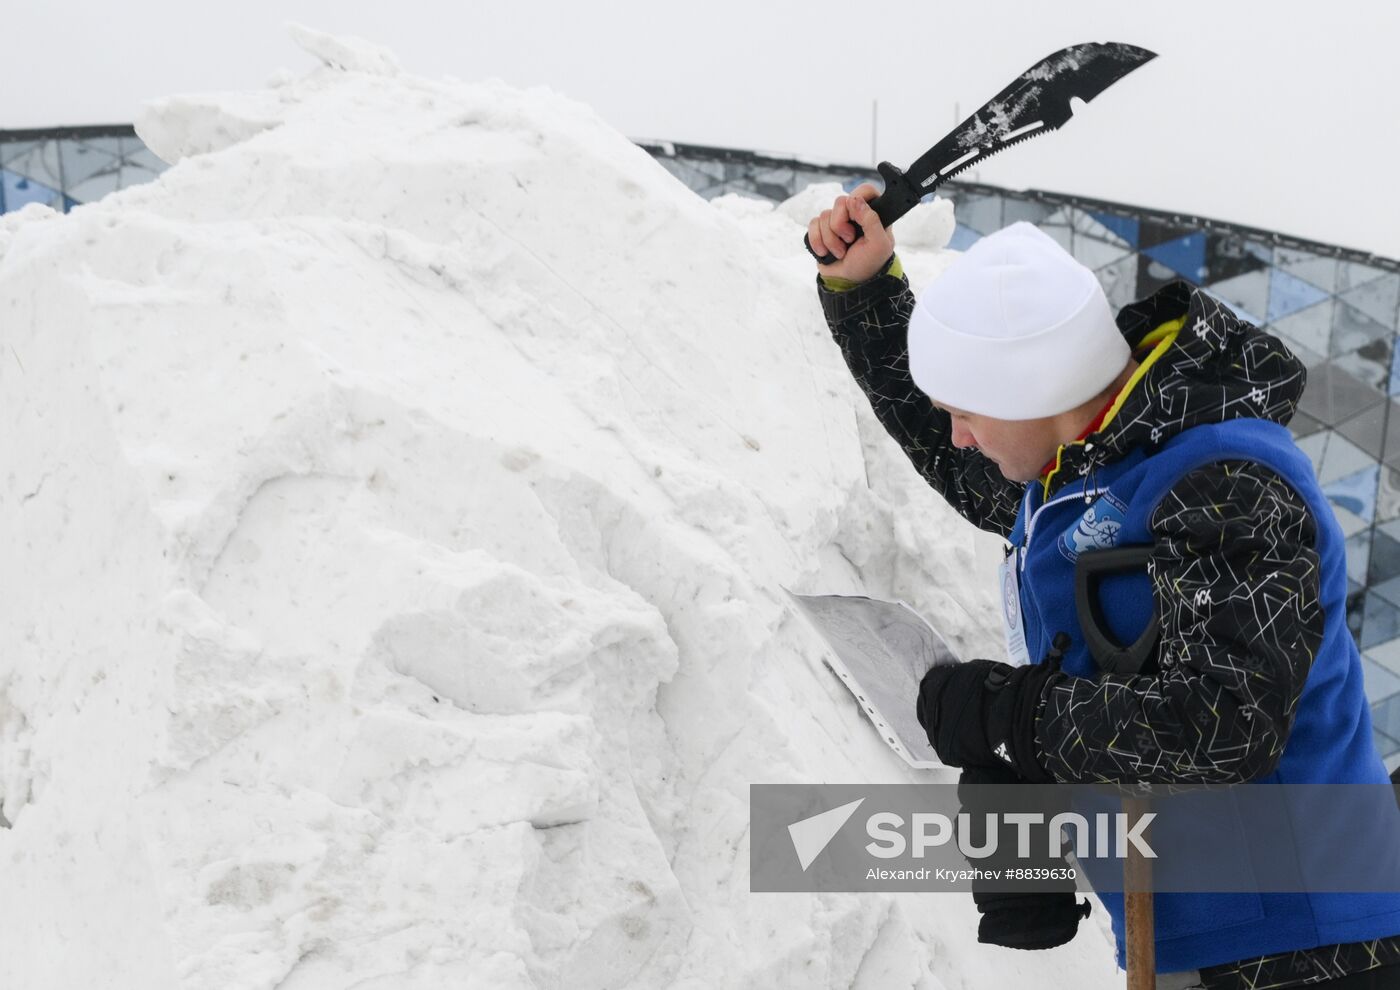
[
  {"left": 973, "top": 891, "right": 1093, "bottom": 950},
  {"left": 916, "top": 658, "right": 1062, "bottom": 782},
  {"left": 958, "top": 763, "right": 1092, "bottom": 950}
]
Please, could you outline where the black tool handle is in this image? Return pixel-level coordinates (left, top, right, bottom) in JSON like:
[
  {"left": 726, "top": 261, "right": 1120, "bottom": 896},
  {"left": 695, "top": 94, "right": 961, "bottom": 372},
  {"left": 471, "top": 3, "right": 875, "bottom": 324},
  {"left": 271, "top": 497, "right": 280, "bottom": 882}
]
[
  {"left": 804, "top": 224, "right": 863, "bottom": 266},
  {"left": 804, "top": 161, "right": 923, "bottom": 266},
  {"left": 1073, "top": 545, "right": 1160, "bottom": 676}
]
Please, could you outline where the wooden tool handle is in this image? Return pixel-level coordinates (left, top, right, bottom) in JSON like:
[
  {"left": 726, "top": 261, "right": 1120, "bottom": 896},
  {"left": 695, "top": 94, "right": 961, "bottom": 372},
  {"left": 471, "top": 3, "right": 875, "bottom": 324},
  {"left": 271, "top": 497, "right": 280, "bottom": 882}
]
[{"left": 1124, "top": 795, "right": 1155, "bottom": 990}]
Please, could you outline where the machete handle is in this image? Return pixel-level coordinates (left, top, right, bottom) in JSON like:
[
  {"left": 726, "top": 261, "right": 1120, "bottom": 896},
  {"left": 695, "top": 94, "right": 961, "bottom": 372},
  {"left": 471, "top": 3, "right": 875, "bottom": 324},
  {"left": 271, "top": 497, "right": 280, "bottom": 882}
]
[
  {"left": 805, "top": 224, "right": 864, "bottom": 266},
  {"left": 804, "top": 161, "right": 923, "bottom": 266}
]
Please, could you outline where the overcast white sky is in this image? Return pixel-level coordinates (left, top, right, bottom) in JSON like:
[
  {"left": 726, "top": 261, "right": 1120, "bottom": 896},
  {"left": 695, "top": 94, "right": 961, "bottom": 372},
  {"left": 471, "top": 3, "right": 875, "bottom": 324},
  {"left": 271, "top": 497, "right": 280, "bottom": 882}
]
[{"left": 6, "top": 1, "right": 1398, "bottom": 258}]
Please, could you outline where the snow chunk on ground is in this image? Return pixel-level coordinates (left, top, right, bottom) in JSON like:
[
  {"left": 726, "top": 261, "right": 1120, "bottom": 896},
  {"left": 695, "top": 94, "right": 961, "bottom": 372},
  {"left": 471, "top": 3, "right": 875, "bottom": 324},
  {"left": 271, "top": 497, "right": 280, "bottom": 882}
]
[
  {"left": 898, "top": 195, "right": 956, "bottom": 252},
  {"left": 0, "top": 26, "right": 1122, "bottom": 990},
  {"left": 287, "top": 22, "right": 402, "bottom": 76}
]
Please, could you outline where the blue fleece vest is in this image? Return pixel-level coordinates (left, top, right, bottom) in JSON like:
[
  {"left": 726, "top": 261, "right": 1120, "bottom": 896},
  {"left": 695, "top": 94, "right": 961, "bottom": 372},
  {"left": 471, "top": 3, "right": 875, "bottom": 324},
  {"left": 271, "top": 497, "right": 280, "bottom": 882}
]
[{"left": 1007, "top": 417, "right": 1400, "bottom": 972}]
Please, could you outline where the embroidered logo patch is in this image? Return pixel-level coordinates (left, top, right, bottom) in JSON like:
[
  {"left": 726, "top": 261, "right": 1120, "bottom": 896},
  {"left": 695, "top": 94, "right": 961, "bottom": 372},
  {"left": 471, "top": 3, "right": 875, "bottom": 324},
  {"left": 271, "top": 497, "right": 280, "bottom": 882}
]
[{"left": 1058, "top": 491, "right": 1128, "bottom": 562}]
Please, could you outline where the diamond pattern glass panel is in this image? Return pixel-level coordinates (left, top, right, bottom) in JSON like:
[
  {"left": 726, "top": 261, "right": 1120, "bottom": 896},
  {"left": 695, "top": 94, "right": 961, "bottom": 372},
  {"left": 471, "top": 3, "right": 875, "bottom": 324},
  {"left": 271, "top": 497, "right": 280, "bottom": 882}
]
[
  {"left": 1204, "top": 233, "right": 1269, "bottom": 284},
  {"left": 1143, "top": 232, "right": 1208, "bottom": 284},
  {"left": 1363, "top": 593, "right": 1400, "bottom": 650},
  {"left": 1373, "top": 695, "right": 1400, "bottom": 746},
  {"left": 1334, "top": 301, "right": 1395, "bottom": 356},
  {"left": 1338, "top": 275, "right": 1400, "bottom": 329},
  {"left": 1070, "top": 230, "right": 1133, "bottom": 271},
  {"left": 129, "top": 147, "right": 168, "bottom": 172},
  {"left": 1335, "top": 400, "right": 1390, "bottom": 461},
  {"left": 947, "top": 224, "right": 981, "bottom": 251},
  {"left": 4, "top": 142, "right": 61, "bottom": 187},
  {"left": 1138, "top": 218, "right": 1193, "bottom": 249},
  {"left": 1072, "top": 209, "right": 1131, "bottom": 248},
  {"left": 953, "top": 194, "right": 1002, "bottom": 235},
  {"left": 1370, "top": 529, "right": 1400, "bottom": 585},
  {"left": 1374, "top": 574, "right": 1400, "bottom": 610},
  {"left": 1269, "top": 268, "right": 1332, "bottom": 322},
  {"left": 1375, "top": 467, "right": 1400, "bottom": 526},
  {"left": 68, "top": 172, "right": 123, "bottom": 203},
  {"left": 59, "top": 141, "right": 118, "bottom": 187},
  {"left": 2, "top": 169, "right": 62, "bottom": 212},
  {"left": 1348, "top": 531, "right": 1374, "bottom": 586},
  {"left": 1377, "top": 406, "right": 1400, "bottom": 471},
  {"left": 1003, "top": 199, "right": 1054, "bottom": 227},
  {"left": 1340, "top": 260, "right": 1392, "bottom": 292},
  {"left": 1362, "top": 656, "right": 1400, "bottom": 704},
  {"left": 1321, "top": 432, "right": 1380, "bottom": 485},
  {"left": 1332, "top": 337, "right": 1392, "bottom": 393},
  {"left": 1037, "top": 211, "right": 1072, "bottom": 252},
  {"left": 1272, "top": 300, "right": 1334, "bottom": 361},
  {"left": 1089, "top": 211, "right": 1139, "bottom": 247},
  {"left": 1298, "top": 364, "right": 1385, "bottom": 426},
  {"left": 1289, "top": 410, "right": 1326, "bottom": 440},
  {"left": 0, "top": 141, "right": 38, "bottom": 166},
  {"left": 1208, "top": 270, "right": 1270, "bottom": 324},
  {"left": 0, "top": 129, "right": 167, "bottom": 214},
  {"left": 1323, "top": 464, "right": 1380, "bottom": 524},
  {"left": 1095, "top": 254, "right": 1139, "bottom": 312},
  {"left": 1281, "top": 254, "right": 1339, "bottom": 293},
  {"left": 1137, "top": 257, "right": 1183, "bottom": 300}
]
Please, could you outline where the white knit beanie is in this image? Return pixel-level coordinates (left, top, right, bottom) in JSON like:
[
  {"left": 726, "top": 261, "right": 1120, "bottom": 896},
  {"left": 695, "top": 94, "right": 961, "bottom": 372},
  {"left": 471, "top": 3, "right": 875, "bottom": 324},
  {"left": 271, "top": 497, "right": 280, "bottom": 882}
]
[{"left": 907, "top": 221, "right": 1129, "bottom": 420}]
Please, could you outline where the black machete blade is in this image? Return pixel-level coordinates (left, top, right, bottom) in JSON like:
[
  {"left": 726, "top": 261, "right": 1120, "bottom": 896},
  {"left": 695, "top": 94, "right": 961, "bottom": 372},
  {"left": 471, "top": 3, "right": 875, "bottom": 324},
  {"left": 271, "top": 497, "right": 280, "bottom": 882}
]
[
  {"left": 805, "top": 41, "right": 1158, "bottom": 263},
  {"left": 905, "top": 42, "right": 1157, "bottom": 192}
]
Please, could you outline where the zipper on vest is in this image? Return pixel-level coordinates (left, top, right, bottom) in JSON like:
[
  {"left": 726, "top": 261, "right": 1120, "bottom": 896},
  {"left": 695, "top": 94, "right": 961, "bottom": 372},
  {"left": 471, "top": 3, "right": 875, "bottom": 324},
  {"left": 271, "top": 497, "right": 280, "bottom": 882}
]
[{"left": 1021, "top": 484, "right": 1112, "bottom": 572}]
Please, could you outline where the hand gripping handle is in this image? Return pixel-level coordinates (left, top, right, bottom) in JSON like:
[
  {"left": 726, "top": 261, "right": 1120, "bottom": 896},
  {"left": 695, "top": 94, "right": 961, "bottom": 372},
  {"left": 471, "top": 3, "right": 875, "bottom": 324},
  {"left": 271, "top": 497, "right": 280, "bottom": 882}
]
[{"left": 804, "top": 162, "right": 922, "bottom": 266}]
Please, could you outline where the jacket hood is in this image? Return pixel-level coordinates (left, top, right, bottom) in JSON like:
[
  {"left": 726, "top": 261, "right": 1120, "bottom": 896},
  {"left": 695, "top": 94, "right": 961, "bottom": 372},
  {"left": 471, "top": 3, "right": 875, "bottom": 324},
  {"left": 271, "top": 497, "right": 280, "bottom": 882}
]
[{"left": 1044, "top": 280, "right": 1308, "bottom": 496}]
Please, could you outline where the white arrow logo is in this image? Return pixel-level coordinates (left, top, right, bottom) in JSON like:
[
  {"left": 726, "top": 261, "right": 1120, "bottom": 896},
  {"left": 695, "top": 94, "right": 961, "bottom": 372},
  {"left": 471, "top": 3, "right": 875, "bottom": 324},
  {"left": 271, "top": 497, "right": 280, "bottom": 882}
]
[{"left": 788, "top": 798, "right": 865, "bottom": 871}]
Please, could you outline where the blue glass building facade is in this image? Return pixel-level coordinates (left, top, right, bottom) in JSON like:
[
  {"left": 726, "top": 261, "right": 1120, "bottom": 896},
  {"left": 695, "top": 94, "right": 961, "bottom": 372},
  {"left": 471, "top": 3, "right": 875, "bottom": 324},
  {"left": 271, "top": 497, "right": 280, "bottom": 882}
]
[{"left": 1, "top": 126, "right": 165, "bottom": 213}]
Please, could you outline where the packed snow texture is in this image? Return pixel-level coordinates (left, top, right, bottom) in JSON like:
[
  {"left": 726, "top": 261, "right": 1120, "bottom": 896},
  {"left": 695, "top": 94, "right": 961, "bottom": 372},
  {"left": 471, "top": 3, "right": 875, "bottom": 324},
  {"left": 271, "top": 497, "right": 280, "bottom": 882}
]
[{"left": 0, "top": 25, "right": 1125, "bottom": 990}]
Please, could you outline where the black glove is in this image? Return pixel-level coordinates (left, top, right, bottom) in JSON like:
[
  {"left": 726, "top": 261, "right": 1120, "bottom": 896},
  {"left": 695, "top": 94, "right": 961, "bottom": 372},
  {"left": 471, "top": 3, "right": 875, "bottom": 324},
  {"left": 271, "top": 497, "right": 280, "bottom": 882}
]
[
  {"left": 974, "top": 891, "right": 1093, "bottom": 950},
  {"left": 958, "top": 763, "right": 1092, "bottom": 950},
  {"left": 916, "top": 658, "right": 1062, "bottom": 782}
]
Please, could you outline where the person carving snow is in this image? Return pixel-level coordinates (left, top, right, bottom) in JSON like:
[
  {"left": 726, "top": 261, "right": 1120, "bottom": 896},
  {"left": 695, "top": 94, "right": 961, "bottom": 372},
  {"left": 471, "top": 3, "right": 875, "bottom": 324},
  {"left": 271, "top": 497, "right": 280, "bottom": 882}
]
[{"left": 809, "top": 184, "right": 1400, "bottom": 989}]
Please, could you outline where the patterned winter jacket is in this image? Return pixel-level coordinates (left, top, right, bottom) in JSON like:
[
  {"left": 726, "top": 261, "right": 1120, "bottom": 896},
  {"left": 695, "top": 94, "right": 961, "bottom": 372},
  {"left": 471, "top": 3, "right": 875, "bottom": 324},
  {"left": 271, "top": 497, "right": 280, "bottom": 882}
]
[{"left": 818, "top": 255, "right": 1400, "bottom": 989}]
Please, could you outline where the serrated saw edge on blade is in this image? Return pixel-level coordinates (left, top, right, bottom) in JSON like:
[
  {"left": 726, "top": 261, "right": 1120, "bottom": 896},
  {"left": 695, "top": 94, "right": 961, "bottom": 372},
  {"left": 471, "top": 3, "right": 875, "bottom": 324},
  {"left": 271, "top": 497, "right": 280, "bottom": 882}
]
[{"left": 927, "top": 127, "right": 1055, "bottom": 188}]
